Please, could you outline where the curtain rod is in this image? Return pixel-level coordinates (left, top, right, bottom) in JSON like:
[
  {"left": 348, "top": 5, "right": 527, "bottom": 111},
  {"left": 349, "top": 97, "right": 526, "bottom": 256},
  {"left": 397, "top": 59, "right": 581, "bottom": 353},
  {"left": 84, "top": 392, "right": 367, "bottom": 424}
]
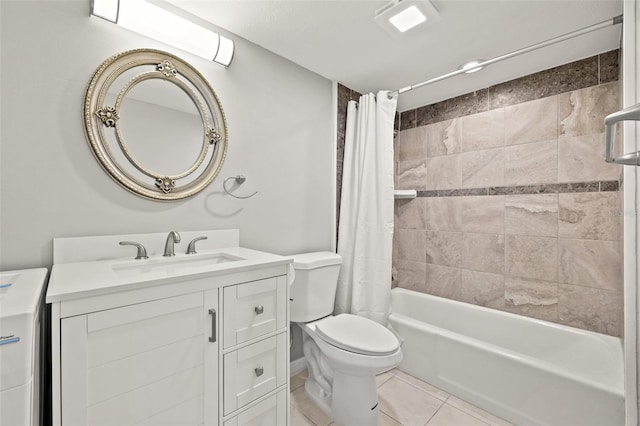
[{"left": 392, "top": 14, "right": 623, "bottom": 98}]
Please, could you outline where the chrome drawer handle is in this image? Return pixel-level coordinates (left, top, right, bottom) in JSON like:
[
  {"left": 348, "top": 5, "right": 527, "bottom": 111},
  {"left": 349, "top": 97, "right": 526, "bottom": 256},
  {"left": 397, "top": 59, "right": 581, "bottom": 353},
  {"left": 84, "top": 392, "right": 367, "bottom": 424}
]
[
  {"left": 0, "top": 335, "right": 20, "bottom": 346},
  {"left": 254, "top": 305, "right": 264, "bottom": 315},
  {"left": 209, "top": 309, "right": 217, "bottom": 343},
  {"left": 254, "top": 365, "right": 264, "bottom": 377}
]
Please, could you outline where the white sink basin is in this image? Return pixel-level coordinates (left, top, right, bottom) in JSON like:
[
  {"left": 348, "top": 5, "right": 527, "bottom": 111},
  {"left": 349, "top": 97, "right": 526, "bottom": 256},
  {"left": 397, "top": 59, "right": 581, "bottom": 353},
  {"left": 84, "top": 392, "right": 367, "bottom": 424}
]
[{"left": 112, "top": 252, "right": 244, "bottom": 278}]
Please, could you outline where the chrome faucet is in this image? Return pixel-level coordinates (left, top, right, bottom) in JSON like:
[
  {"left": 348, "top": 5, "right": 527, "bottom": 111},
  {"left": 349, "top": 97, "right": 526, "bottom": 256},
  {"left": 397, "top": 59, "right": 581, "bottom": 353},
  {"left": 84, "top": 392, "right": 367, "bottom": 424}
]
[{"left": 163, "top": 231, "right": 181, "bottom": 257}]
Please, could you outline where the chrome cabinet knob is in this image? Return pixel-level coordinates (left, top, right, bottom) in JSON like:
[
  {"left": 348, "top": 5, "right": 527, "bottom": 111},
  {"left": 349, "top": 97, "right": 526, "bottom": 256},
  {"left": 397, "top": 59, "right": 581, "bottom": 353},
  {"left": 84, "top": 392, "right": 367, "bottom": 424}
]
[
  {"left": 254, "top": 366, "right": 264, "bottom": 377},
  {"left": 254, "top": 305, "right": 264, "bottom": 315}
]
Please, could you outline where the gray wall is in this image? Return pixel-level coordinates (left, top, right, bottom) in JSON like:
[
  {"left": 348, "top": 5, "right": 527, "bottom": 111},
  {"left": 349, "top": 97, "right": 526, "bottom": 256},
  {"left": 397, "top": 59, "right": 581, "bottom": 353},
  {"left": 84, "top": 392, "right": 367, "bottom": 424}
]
[{"left": 0, "top": 1, "right": 334, "bottom": 270}]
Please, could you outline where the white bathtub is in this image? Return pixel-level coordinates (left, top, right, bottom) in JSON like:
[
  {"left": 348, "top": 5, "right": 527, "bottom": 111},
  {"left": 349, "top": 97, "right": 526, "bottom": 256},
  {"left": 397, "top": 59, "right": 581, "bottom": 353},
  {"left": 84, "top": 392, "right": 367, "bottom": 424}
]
[{"left": 388, "top": 288, "right": 624, "bottom": 426}]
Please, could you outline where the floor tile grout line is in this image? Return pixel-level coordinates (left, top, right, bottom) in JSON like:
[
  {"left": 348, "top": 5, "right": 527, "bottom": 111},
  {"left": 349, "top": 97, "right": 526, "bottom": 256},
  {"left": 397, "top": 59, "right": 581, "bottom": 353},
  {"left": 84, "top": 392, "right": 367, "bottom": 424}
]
[
  {"left": 391, "top": 373, "right": 450, "bottom": 402},
  {"left": 422, "top": 397, "right": 448, "bottom": 426},
  {"left": 445, "top": 398, "right": 510, "bottom": 426}
]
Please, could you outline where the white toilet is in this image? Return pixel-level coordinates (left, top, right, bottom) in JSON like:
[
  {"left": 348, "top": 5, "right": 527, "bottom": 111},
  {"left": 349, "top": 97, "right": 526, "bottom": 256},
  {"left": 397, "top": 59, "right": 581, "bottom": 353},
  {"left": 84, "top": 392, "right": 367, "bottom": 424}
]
[{"left": 290, "top": 252, "right": 402, "bottom": 426}]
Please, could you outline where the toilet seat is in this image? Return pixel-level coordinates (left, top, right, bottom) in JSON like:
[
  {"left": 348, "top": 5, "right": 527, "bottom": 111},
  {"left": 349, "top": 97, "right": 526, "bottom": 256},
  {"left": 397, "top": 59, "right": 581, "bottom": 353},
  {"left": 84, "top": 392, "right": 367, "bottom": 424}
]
[{"left": 315, "top": 314, "right": 399, "bottom": 356}]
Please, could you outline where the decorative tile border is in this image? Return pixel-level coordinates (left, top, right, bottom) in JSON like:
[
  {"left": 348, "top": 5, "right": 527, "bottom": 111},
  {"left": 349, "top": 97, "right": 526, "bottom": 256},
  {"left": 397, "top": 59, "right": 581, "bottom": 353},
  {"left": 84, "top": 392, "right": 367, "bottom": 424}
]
[
  {"left": 415, "top": 180, "right": 619, "bottom": 198},
  {"left": 400, "top": 49, "right": 619, "bottom": 130}
]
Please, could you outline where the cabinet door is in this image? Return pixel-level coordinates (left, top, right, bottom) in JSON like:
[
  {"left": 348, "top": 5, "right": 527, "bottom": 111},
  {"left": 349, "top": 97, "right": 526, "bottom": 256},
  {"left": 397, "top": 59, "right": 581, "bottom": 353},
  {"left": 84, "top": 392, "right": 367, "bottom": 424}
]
[
  {"left": 203, "top": 289, "right": 219, "bottom": 426},
  {"left": 60, "top": 292, "right": 217, "bottom": 426}
]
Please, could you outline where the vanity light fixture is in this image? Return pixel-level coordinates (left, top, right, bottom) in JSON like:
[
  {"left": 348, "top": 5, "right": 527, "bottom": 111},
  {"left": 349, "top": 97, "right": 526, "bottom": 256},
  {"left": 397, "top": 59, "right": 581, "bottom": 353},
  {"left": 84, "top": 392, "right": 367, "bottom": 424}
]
[
  {"left": 459, "top": 60, "right": 485, "bottom": 74},
  {"left": 90, "top": 0, "right": 234, "bottom": 67},
  {"left": 375, "top": 0, "right": 440, "bottom": 36}
]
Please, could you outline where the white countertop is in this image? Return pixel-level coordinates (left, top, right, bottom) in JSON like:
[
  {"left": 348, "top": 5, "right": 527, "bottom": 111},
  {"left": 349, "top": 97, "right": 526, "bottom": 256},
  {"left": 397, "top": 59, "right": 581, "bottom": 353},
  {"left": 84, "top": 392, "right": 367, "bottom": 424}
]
[{"left": 46, "top": 247, "right": 292, "bottom": 304}]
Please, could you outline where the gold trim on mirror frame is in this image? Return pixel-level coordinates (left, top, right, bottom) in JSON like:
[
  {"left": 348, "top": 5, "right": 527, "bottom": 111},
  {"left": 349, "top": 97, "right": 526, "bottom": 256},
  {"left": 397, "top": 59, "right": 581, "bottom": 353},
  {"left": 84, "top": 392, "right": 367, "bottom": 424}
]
[{"left": 83, "top": 49, "right": 228, "bottom": 201}]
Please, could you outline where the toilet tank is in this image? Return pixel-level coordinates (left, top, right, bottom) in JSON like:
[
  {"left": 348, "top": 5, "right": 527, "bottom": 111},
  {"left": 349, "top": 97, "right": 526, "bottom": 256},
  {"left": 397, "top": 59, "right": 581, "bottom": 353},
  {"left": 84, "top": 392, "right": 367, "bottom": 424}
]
[{"left": 290, "top": 252, "right": 342, "bottom": 323}]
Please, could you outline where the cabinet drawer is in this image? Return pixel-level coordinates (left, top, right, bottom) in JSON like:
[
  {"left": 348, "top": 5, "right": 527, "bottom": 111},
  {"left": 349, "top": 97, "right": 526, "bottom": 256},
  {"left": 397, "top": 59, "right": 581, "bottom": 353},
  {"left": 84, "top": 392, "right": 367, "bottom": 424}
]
[
  {"left": 223, "top": 389, "right": 287, "bottom": 426},
  {"left": 223, "top": 333, "right": 287, "bottom": 415},
  {"left": 223, "top": 276, "right": 286, "bottom": 348}
]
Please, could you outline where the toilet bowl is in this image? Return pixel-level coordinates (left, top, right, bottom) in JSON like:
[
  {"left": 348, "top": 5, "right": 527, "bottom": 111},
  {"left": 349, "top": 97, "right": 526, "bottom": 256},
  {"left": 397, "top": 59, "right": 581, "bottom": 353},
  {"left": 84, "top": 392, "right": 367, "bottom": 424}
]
[{"left": 290, "top": 252, "right": 402, "bottom": 426}]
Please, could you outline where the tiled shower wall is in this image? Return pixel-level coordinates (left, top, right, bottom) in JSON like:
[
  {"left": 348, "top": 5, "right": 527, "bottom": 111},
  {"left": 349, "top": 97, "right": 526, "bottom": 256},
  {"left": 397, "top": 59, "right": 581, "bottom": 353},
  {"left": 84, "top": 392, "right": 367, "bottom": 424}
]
[{"left": 392, "top": 50, "right": 624, "bottom": 337}]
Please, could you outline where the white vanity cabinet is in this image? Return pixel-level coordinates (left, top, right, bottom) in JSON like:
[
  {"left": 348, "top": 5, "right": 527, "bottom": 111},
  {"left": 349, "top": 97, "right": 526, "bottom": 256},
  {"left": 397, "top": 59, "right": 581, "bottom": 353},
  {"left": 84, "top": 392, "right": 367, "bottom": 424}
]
[{"left": 48, "top": 236, "right": 291, "bottom": 426}]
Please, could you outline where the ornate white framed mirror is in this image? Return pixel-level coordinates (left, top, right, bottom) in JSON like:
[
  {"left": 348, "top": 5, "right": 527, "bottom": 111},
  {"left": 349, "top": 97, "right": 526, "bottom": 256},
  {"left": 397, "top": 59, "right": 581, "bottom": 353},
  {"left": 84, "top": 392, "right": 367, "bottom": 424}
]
[{"left": 83, "top": 49, "right": 227, "bottom": 200}]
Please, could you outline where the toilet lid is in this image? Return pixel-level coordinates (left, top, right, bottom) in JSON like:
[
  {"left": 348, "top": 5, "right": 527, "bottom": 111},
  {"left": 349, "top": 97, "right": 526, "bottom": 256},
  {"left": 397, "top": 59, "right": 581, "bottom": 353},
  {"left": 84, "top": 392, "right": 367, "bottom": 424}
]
[{"left": 315, "top": 314, "right": 399, "bottom": 356}]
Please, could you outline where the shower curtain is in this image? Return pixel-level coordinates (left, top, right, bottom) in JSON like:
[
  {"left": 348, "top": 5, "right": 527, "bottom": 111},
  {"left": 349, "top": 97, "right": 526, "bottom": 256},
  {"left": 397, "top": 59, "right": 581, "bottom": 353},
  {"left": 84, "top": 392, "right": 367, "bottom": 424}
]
[{"left": 335, "top": 90, "right": 398, "bottom": 325}]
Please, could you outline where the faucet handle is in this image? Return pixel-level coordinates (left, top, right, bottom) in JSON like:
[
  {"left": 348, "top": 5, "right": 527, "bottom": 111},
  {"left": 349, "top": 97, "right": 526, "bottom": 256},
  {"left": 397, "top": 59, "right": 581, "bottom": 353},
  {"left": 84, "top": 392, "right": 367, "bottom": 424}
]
[
  {"left": 119, "top": 241, "right": 149, "bottom": 260},
  {"left": 186, "top": 236, "right": 208, "bottom": 255}
]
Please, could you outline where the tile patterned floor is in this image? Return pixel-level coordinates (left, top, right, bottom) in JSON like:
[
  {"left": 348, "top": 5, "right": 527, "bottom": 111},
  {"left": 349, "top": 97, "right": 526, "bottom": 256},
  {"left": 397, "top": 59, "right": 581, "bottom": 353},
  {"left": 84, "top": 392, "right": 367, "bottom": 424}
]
[{"left": 290, "top": 369, "right": 514, "bottom": 426}]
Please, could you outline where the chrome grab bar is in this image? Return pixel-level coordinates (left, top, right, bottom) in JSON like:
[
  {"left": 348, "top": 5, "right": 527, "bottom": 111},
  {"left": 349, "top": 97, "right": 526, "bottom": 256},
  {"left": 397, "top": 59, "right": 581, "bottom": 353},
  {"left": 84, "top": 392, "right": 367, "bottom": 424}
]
[{"left": 605, "top": 103, "right": 640, "bottom": 166}]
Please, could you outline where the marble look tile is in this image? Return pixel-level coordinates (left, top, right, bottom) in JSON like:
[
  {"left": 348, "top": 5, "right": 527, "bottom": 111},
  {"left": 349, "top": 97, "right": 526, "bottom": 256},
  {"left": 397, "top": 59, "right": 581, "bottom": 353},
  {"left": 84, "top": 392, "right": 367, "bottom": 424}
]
[
  {"left": 428, "top": 403, "right": 489, "bottom": 426},
  {"left": 462, "top": 233, "right": 505, "bottom": 274},
  {"left": 398, "top": 159, "right": 427, "bottom": 191},
  {"left": 290, "top": 369, "right": 308, "bottom": 391},
  {"left": 391, "top": 264, "right": 399, "bottom": 289},
  {"left": 425, "top": 118, "right": 461, "bottom": 157},
  {"left": 506, "top": 235, "right": 557, "bottom": 282},
  {"left": 558, "top": 239, "right": 622, "bottom": 291},
  {"left": 398, "top": 126, "right": 427, "bottom": 162},
  {"left": 416, "top": 89, "right": 489, "bottom": 127},
  {"left": 558, "top": 82, "right": 620, "bottom": 137},
  {"left": 393, "top": 369, "right": 449, "bottom": 401},
  {"left": 425, "top": 230, "right": 462, "bottom": 267},
  {"left": 461, "top": 195, "right": 505, "bottom": 234},
  {"left": 558, "top": 133, "right": 621, "bottom": 183},
  {"left": 395, "top": 260, "right": 427, "bottom": 292},
  {"left": 426, "top": 154, "right": 462, "bottom": 190},
  {"left": 558, "top": 284, "right": 623, "bottom": 337},
  {"left": 400, "top": 109, "right": 417, "bottom": 131},
  {"left": 504, "top": 96, "right": 558, "bottom": 146},
  {"left": 376, "top": 371, "right": 394, "bottom": 388},
  {"left": 460, "top": 108, "right": 505, "bottom": 152},
  {"left": 446, "top": 396, "right": 515, "bottom": 426},
  {"left": 395, "top": 229, "right": 427, "bottom": 262},
  {"left": 395, "top": 198, "right": 427, "bottom": 230},
  {"left": 460, "top": 269, "right": 505, "bottom": 310},
  {"left": 378, "top": 377, "right": 445, "bottom": 426},
  {"left": 291, "top": 405, "right": 316, "bottom": 426},
  {"left": 505, "top": 140, "right": 558, "bottom": 186},
  {"left": 559, "top": 192, "right": 621, "bottom": 241},
  {"left": 426, "top": 197, "right": 462, "bottom": 231},
  {"left": 290, "top": 387, "right": 333, "bottom": 426},
  {"left": 379, "top": 412, "right": 403, "bottom": 426},
  {"left": 561, "top": 182, "right": 601, "bottom": 193},
  {"left": 505, "top": 194, "right": 558, "bottom": 237},
  {"left": 424, "top": 264, "right": 462, "bottom": 299},
  {"left": 599, "top": 49, "right": 620, "bottom": 84},
  {"left": 504, "top": 276, "right": 558, "bottom": 322},
  {"left": 600, "top": 180, "right": 620, "bottom": 191},
  {"left": 461, "top": 147, "right": 505, "bottom": 189},
  {"left": 489, "top": 56, "right": 598, "bottom": 109}
]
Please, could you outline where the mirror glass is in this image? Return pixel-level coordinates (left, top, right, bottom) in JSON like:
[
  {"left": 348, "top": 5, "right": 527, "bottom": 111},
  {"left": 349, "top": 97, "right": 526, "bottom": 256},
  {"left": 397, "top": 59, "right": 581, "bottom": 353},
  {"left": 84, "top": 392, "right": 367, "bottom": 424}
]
[
  {"left": 83, "top": 49, "right": 227, "bottom": 201},
  {"left": 118, "top": 79, "right": 203, "bottom": 176}
]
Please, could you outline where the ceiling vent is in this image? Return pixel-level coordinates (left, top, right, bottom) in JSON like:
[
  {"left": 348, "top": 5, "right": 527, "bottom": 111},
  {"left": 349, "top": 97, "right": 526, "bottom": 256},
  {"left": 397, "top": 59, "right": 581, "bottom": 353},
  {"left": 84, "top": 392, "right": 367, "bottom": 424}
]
[{"left": 374, "top": 0, "right": 440, "bottom": 37}]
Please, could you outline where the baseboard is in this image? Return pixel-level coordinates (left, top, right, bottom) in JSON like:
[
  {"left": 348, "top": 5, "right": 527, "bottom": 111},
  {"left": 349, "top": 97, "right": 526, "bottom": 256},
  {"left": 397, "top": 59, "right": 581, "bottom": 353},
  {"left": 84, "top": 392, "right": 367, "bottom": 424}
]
[{"left": 290, "top": 357, "right": 307, "bottom": 376}]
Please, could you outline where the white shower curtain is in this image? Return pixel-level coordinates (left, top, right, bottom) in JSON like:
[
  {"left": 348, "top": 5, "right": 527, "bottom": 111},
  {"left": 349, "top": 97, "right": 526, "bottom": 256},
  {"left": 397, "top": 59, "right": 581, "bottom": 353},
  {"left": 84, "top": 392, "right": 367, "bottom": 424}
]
[{"left": 335, "top": 90, "right": 397, "bottom": 325}]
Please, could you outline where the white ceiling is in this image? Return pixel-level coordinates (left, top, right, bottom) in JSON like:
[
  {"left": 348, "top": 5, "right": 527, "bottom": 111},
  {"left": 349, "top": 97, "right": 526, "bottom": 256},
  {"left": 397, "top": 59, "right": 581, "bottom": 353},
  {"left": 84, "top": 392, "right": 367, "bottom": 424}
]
[{"left": 168, "top": 0, "right": 623, "bottom": 111}]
